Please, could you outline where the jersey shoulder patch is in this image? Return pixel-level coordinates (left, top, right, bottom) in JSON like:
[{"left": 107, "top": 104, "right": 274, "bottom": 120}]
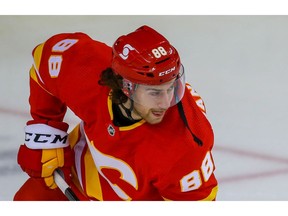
[{"left": 186, "top": 83, "right": 207, "bottom": 115}]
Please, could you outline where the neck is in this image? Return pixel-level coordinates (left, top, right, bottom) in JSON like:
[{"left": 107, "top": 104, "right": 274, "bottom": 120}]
[{"left": 119, "top": 100, "right": 142, "bottom": 121}]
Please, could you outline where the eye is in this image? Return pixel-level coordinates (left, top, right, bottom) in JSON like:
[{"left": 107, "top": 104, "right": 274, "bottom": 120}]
[
  {"left": 167, "top": 85, "right": 175, "bottom": 93},
  {"left": 149, "top": 91, "right": 161, "bottom": 96}
]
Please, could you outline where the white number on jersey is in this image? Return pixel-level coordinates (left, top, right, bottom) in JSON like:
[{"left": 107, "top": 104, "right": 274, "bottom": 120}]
[
  {"left": 180, "top": 151, "right": 214, "bottom": 192},
  {"left": 48, "top": 39, "right": 78, "bottom": 78}
]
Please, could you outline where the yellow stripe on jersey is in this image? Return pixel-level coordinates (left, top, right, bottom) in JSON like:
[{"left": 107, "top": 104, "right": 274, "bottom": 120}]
[
  {"left": 29, "top": 67, "right": 53, "bottom": 95},
  {"left": 30, "top": 66, "right": 38, "bottom": 82},
  {"left": 33, "top": 43, "right": 45, "bottom": 71},
  {"left": 84, "top": 146, "right": 103, "bottom": 201},
  {"left": 68, "top": 124, "right": 80, "bottom": 148},
  {"left": 30, "top": 43, "right": 55, "bottom": 95},
  {"left": 200, "top": 185, "right": 218, "bottom": 201},
  {"left": 119, "top": 120, "right": 146, "bottom": 131},
  {"left": 69, "top": 125, "right": 103, "bottom": 200},
  {"left": 107, "top": 93, "right": 113, "bottom": 120}
]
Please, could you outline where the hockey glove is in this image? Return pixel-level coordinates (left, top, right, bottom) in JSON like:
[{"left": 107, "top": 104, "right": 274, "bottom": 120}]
[{"left": 17, "top": 123, "right": 74, "bottom": 189}]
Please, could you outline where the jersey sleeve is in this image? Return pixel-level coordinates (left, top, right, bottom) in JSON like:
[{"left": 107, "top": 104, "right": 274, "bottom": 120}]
[
  {"left": 155, "top": 150, "right": 218, "bottom": 201},
  {"left": 27, "top": 32, "right": 112, "bottom": 131},
  {"left": 28, "top": 46, "right": 68, "bottom": 131}
]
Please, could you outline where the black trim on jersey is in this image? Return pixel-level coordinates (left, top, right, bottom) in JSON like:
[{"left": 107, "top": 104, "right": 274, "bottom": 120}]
[
  {"left": 112, "top": 103, "right": 141, "bottom": 127},
  {"left": 119, "top": 101, "right": 134, "bottom": 121}
]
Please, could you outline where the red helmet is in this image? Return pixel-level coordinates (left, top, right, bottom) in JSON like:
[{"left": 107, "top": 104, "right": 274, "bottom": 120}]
[{"left": 112, "top": 25, "right": 182, "bottom": 85}]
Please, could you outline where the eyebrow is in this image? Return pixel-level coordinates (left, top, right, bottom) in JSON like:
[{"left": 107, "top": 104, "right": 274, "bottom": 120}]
[{"left": 146, "top": 88, "right": 162, "bottom": 91}]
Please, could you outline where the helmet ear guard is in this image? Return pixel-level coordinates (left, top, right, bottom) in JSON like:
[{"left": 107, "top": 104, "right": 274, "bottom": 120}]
[{"left": 122, "top": 78, "right": 136, "bottom": 97}]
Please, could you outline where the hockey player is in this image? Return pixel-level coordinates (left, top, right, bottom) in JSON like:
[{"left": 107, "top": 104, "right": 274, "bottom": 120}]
[{"left": 14, "top": 25, "right": 218, "bottom": 201}]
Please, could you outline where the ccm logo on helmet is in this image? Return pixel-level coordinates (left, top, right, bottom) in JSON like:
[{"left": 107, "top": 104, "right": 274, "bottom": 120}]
[
  {"left": 119, "top": 44, "right": 135, "bottom": 60},
  {"left": 159, "top": 66, "right": 176, "bottom": 77}
]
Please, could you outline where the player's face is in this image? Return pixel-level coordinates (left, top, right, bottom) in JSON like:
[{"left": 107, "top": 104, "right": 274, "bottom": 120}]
[{"left": 132, "top": 80, "right": 175, "bottom": 124}]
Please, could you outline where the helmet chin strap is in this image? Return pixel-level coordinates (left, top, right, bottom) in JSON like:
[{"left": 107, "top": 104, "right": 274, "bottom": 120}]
[{"left": 119, "top": 100, "right": 137, "bottom": 121}]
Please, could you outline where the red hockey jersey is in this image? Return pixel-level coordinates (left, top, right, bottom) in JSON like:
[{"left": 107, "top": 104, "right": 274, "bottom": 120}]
[{"left": 28, "top": 32, "right": 218, "bottom": 201}]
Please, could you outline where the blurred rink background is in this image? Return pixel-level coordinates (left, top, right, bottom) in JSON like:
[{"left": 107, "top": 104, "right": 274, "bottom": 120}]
[{"left": 1, "top": 15, "right": 288, "bottom": 201}]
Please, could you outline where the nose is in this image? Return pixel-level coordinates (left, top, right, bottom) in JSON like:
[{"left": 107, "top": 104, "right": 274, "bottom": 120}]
[{"left": 157, "top": 92, "right": 171, "bottom": 109}]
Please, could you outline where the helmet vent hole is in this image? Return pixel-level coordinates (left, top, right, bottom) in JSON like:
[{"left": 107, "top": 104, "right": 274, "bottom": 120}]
[
  {"left": 155, "top": 57, "right": 169, "bottom": 65},
  {"left": 146, "top": 73, "right": 154, "bottom": 78}
]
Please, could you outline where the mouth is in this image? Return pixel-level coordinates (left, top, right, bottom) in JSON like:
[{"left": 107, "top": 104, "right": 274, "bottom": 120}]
[{"left": 151, "top": 110, "right": 166, "bottom": 118}]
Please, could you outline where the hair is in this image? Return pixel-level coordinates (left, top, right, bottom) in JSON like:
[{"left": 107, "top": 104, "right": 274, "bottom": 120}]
[{"left": 98, "top": 68, "right": 128, "bottom": 104}]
